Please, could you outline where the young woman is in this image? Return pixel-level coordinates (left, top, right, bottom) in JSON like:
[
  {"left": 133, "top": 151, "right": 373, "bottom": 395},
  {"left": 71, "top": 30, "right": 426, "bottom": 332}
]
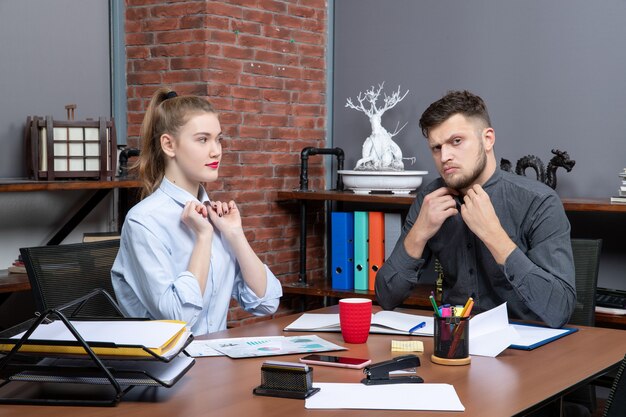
[{"left": 111, "top": 88, "right": 282, "bottom": 336}]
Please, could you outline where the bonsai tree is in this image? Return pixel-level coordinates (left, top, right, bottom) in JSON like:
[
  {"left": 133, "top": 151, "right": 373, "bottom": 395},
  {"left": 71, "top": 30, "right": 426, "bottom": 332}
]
[{"left": 345, "top": 83, "right": 412, "bottom": 171}]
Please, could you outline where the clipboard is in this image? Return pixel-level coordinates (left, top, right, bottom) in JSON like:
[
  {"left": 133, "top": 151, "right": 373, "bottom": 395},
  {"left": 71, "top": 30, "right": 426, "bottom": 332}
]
[{"left": 508, "top": 323, "right": 578, "bottom": 350}]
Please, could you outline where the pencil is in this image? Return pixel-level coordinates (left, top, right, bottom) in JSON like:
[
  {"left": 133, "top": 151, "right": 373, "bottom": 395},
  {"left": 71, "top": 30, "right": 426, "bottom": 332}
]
[
  {"left": 460, "top": 297, "right": 473, "bottom": 318},
  {"left": 429, "top": 292, "right": 440, "bottom": 317}
]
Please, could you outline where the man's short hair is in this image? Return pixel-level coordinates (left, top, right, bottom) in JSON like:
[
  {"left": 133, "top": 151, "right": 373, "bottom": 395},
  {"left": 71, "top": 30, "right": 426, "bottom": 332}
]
[{"left": 419, "top": 90, "right": 492, "bottom": 138}]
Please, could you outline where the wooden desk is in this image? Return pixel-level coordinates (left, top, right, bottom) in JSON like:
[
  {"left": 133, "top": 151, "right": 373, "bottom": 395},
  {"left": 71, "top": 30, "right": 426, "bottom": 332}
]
[{"left": 2, "top": 306, "right": 625, "bottom": 417}]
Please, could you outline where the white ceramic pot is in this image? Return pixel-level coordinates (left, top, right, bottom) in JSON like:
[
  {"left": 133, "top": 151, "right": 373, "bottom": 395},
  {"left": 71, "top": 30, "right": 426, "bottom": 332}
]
[{"left": 338, "top": 170, "right": 428, "bottom": 195}]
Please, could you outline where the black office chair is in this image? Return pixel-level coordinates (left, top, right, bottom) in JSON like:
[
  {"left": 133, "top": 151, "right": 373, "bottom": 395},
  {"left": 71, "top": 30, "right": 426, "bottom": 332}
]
[
  {"left": 20, "top": 239, "right": 124, "bottom": 318},
  {"left": 568, "top": 238, "right": 602, "bottom": 327},
  {"left": 603, "top": 353, "right": 626, "bottom": 417},
  {"left": 564, "top": 239, "right": 602, "bottom": 415}
]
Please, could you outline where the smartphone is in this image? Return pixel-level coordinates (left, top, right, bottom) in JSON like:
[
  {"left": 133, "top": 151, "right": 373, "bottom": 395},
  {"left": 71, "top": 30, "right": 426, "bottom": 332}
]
[{"left": 299, "top": 354, "right": 371, "bottom": 369}]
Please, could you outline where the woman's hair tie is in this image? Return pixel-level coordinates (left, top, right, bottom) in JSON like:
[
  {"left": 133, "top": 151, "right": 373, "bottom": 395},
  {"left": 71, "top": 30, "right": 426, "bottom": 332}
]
[{"left": 165, "top": 90, "right": 178, "bottom": 100}]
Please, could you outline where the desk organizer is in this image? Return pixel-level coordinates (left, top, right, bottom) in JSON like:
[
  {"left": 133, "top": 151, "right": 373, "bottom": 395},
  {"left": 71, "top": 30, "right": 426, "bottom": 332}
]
[
  {"left": 0, "top": 290, "right": 194, "bottom": 406},
  {"left": 24, "top": 114, "right": 117, "bottom": 181},
  {"left": 253, "top": 361, "right": 319, "bottom": 399}
]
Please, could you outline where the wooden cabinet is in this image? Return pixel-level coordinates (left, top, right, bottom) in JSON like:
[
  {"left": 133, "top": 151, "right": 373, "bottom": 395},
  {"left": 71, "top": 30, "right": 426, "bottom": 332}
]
[{"left": 277, "top": 190, "right": 626, "bottom": 327}]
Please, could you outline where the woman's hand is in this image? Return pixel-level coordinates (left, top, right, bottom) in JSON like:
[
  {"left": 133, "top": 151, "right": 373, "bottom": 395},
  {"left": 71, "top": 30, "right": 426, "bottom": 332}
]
[
  {"left": 181, "top": 201, "right": 213, "bottom": 239},
  {"left": 207, "top": 200, "right": 244, "bottom": 238}
]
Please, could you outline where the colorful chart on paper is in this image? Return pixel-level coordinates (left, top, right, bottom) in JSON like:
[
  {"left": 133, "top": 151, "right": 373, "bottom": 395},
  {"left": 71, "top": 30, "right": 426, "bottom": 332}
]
[{"left": 202, "top": 335, "right": 346, "bottom": 358}]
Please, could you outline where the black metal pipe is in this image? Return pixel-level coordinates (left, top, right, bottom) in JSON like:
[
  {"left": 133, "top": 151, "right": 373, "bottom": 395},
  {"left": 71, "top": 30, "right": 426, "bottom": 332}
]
[
  {"left": 297, "top": 147, "right": 345, "bottom": 285},
  {"left": 299, "top": 147, "right": 344, "bottom": 191},
  {"left": 118, "top": 147, "right": 140, "bottom": 177}
]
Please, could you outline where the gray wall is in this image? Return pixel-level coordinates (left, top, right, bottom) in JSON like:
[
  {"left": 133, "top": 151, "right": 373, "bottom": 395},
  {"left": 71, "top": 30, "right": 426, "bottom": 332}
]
[
  {"left": 332, "top": 0, "right": 626, "bottom": 290},
  {"left": 0, "top": 0, "right": 111, "bottom": 178},
  {"left": 0, "top": 0, "right": 115, "bottom": 270},
  {"left": 333, "top": 0, "right": 626, "bottom": 199}
]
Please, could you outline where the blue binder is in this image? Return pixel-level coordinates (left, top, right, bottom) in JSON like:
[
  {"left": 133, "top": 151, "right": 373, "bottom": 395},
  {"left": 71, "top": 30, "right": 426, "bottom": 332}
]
[
  {"left": 331, "top": 212, "right": 354, "bottom": 290},
  {"left": 354, "top": 211, "right": 369, "bottom": 291}
]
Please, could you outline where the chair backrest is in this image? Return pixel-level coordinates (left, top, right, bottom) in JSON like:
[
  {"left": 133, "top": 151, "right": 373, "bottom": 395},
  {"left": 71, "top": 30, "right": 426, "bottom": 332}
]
[
  {"left": 20, "top": 239, "right": 123, "bottom": 318},
  {"left": 603, "top": 353, "right": 626, "bottom": 417},
  {"left": 568, "top": 238, "right": 602, "bottom": 326}
]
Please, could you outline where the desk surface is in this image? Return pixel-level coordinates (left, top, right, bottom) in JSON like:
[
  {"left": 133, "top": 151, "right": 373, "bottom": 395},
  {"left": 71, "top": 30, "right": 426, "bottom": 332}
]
[{"left": 1, "top": 306, "right": 626, "bottom": 417}]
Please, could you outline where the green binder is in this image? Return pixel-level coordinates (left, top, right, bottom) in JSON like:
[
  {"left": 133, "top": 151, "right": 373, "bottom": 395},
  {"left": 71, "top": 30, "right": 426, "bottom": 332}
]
[{"left": 354, "top": 211, "right": 369, "bottom": 290}]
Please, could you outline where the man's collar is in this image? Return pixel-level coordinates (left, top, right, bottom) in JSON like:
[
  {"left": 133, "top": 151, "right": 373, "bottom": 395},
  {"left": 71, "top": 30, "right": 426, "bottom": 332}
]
[{"left": 481, "top": 167, "right": 502, "bottom": 190}]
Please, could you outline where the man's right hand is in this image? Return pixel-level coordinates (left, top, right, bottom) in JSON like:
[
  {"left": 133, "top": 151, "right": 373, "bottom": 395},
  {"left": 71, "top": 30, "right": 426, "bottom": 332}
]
[{"left": 404, "top": 187, "right": 459, "bottom": 258}]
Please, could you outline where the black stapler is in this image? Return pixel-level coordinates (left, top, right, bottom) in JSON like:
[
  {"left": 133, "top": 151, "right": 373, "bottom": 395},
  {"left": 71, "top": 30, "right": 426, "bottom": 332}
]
[{"left": 361, "top": 354, "right": 424, "bottom": 385}]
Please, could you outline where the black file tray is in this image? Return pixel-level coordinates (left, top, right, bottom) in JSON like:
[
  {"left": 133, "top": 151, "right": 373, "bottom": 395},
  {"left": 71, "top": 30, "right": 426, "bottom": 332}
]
[{"left": 0, "top": 290, "right": 195, "bottom": 406}]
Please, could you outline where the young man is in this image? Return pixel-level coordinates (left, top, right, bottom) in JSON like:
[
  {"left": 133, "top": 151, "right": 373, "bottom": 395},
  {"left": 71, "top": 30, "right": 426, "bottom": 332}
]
[{"left": 375, "top": 90, "right": 575, "bottom": 329}]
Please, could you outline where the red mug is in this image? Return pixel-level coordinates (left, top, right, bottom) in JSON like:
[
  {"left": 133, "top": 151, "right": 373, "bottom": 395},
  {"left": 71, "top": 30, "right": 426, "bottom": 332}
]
[{"left": 339, "top": 298, "right": 372, "bottom": 344}]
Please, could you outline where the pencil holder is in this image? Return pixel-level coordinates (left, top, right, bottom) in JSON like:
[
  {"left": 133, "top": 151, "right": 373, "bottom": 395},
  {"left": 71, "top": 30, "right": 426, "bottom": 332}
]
[{"left": 431, "top": 315, "right": 471, "bottom": 366}]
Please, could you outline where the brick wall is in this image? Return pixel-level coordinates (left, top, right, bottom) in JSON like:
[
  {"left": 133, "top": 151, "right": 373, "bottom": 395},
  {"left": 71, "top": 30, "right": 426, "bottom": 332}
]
[{"left": 125, "top": 0, "right": 328, "bottom": 326}]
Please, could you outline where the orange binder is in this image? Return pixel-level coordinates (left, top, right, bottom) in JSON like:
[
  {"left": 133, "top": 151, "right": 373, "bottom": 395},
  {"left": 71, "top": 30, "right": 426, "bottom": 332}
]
[{"left": 368, "top": 211, "right": 385, "bottom": 290}]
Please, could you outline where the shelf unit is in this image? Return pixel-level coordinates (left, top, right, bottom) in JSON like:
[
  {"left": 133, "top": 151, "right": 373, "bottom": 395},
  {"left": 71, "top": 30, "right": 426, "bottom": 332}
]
[
  {"left": 277, "top": 190, "right": 626, "bottom": 212},
  {"left": 0, "top": 178, "right": 142, "bottom": 295},
  {"left": 277, "top": 190, "right": 626, "bottom": 328}
]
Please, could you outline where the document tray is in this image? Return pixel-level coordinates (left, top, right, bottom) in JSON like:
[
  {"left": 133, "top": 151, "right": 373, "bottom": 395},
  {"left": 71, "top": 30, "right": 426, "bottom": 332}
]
[{"left": 0, "top": 292, "right": 195, "bottom": 406}]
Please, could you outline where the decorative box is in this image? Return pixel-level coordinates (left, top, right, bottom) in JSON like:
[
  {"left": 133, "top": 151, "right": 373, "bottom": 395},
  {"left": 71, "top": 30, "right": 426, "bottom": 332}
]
[{"left": 24, "top": 114, "right": 117, "bottom": 180}]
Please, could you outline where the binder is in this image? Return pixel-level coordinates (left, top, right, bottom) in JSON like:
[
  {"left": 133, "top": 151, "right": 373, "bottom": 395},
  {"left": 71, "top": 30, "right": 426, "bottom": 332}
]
[
  {"left": 331, "top": 212, "right": 354, "bottom": 290},
  {"left": 384, "top": 212, "right": 402, "bottom": 260},
  {"left": 354, "top": 211, "right": 369, "bottom": 291},
  {"left": 368, "top": 211, "right": 384, "bottom": 290}
]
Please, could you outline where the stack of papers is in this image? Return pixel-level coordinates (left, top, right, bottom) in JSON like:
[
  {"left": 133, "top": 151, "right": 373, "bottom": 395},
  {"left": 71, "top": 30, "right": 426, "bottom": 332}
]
[
  {"left": 284, "top": 311, "right": 434, "bottom": 336},
  {"left": 469, "top": 303, "right": 577, "bottom": 357},
  {"left": 0, "top": 320, "right": 190, "bottom": 360}
]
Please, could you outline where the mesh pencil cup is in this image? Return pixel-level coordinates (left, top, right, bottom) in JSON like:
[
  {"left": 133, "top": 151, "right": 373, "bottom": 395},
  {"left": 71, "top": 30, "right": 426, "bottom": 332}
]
[{"left": 431, "top": 315, "right": 471, "bottom": 366}]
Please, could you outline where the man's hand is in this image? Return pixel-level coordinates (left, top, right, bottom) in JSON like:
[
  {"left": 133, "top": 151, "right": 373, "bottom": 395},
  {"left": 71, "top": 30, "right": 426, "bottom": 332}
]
[
  {"left": 404, "top": 187, "right": 459, "bottom": 258},
  {"left": 461, "top": 184, "right": 516, "bottom": 264}
]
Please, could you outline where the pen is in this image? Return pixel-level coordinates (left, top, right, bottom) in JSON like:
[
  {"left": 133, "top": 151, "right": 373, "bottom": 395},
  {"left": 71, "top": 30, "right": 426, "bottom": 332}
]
[{"left": 408, "top": 321, "right": 426, "bottom": 333}]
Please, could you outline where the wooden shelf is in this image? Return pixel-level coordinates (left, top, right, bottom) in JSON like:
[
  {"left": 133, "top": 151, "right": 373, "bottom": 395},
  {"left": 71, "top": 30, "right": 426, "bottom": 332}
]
[
  {"left": 561, "top": 198, "right": 626, "bottom": 213},
  {"left": 0, "top": 270, "right": 31, "bottom": 293},
  {"left": 277, "top": 190, "right": 626, "bottom": 212},
  {"left": 0, "top": 177, "right": 141, "bottom": 246},
  {"left": 0, "top": 178, "right": 141, "bottom": 193},
  {"left": 276, "top": 190, "right": 416, "bottom": 205}
]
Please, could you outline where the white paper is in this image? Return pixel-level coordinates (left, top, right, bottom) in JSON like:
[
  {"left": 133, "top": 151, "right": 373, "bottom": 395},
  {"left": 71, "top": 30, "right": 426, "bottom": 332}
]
[
  {"left": 12, "top": 320, "right": 187, "bottom": 349},
  {"left": 184, "top": 340, "right": 224, "bottom": 357},
  {"left": 305, "top": 383, "right": 464, "bottom": 411},
  {"left": 205, "top": 335, "right": 346, "bottom": 358},
  {"left": 509, "top": 324, "right": 572, "bottom": 348},
  {"left": 469, "top": 302, "right": 520, "bottom": 357}
]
